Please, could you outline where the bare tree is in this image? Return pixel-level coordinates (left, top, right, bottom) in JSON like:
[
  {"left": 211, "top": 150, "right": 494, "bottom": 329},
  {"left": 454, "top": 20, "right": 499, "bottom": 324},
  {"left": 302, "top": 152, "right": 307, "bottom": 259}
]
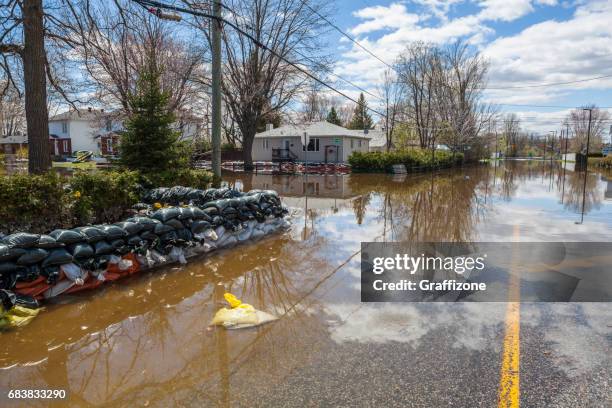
[
  {"left": 378, "top": 68, "right": 403, "bottom": 151},
  {"left": 299, "top": 82, "right": 331, "bottom": 123},
  {"left": 565, "top": 105, "right": 610, "bottom": 152},
  {"left": 502, "top": 113, "right": 521, "bottom": 157},
  {"left": 67, "top": 1, "right": 208, "bottom": 119},
  {"left": 396, "top": 42, "right": 441, "bottom": 149},
  {"left": 189, "top": 0, "right": 331, "bottom": 169},
  {"left": 0, "top": 81, "right": 25, "bottom": 136}
]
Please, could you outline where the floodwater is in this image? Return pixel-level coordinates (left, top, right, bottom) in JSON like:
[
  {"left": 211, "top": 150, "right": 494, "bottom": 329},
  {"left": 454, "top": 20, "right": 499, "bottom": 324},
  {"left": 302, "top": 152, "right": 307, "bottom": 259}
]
[{"left": 1, "top": 161, "right": 611, "bottom": 407}]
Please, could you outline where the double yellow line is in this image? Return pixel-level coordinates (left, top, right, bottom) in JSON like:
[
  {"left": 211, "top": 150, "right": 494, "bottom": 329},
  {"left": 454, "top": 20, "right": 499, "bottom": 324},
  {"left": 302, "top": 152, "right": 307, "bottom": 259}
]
[{"left": 498, "top": 225, "right": 521, "bottom": 408}]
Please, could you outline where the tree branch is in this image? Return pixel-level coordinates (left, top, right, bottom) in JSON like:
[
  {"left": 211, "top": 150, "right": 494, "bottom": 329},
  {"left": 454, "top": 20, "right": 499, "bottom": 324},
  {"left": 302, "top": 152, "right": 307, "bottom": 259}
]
[{"left": 0, "top": 43, "right": 23, "bottom": 56}]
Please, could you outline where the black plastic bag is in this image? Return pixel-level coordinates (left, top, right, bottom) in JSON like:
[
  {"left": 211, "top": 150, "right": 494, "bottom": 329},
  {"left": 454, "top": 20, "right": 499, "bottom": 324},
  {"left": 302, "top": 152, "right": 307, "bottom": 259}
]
[
  {"left": 114, "top": 221, "right": 144, "bottom": 235},
  {"left": 191, "top": 220, "right": 211, "bottom": 234},
  {"left": 154, "top": 223, "right": 175, "bottom": 235},
  {"left": 100, "top": 225, "right": 127, "bottom": 240},
  {"left": 16, "top": 248, "right": 48, "bottom": 266},
  {"left": 0, "top": 244, "right": 19, "bottom": 262},
  {"left": 0, "top": 289, "right": 16, "bottom": 310},
  {"left": 140, "top": 230, "right": 159, "bottom": 241},
  {"left": 126, "top": 216, "right": 161, "bottom": 231},
  {"left": 94, "top": 240, "right": 113, "bottom": 256},
  {"left": 42, "top": 248, "right": 73, "bottom": 267},
  {"left": 151, "top": 207, "right": 180, "bottom": 222},
  {"left": 40, "top": 265, "right": 61, "bottom": 285},
  {"left": 14, "top": 292, "right": 40, "bottom": 309},
  {"left": 69, "top": 242, "right": 95, "bottom": 259},
  {"left": 50, "top": 229, "right": 85, "bottom": 244},
  {"left": 0, "top": 262, "right": 18, "bottom": 274},
  {"left": 74, "top": 226, "right": 108, "bottom": 243},
  {"left": 165, "top": 219, "right": 184, "bottom": 230},
  {"left": 37, "top": 234, "right": 64, "bottom": 249},
  {"left": 2, "top": 233, "right": 41, "bottom": 248},
  {"left": 178, "top": 207, "right": 195, "bottom": 220},
  {"left": 127, "top": 235, "right": 144, "bottom": 247},
  {"left": 109, "top": 238, "right": 126, "bottom": 250}
]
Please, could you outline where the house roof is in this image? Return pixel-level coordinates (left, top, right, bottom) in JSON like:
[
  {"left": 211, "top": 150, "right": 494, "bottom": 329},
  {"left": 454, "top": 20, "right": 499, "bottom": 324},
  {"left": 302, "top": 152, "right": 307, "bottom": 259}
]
[
  {"left": 366, "top": 130, "right": 388, "bottom": 148},
  {"left": 49, "top": 109, "right": 113, "bottom": 122},
  {"left": 255, "top": 121, "right": 372, "bottom": 140}
]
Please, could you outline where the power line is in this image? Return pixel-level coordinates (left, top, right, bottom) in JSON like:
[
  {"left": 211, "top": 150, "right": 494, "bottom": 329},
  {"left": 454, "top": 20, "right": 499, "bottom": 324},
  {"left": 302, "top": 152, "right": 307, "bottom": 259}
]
[
  {"left": 485, "top": 74, "right": 612, "bottom": 90},
  {"left": 494, "top": 103, "right": 612, "bottom": 109},
  {"left": 296, "top": 0, "right": 394, "bottom": 70}
]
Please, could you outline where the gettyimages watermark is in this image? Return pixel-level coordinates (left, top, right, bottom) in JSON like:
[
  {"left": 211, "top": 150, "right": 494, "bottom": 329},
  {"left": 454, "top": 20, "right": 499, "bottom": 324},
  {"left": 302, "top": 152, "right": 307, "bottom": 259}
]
[{"left": 361, "top": 242, "right": 612, "bottom": 302}]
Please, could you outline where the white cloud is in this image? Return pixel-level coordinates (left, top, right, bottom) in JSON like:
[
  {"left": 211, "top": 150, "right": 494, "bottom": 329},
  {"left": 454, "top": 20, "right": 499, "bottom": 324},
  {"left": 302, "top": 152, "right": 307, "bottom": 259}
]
[
  {"left": 332, "top": 0, "right": 612, "bottom": 132},
  {"left": 350, "top": 3, "right": 420, "bottom": 36}
]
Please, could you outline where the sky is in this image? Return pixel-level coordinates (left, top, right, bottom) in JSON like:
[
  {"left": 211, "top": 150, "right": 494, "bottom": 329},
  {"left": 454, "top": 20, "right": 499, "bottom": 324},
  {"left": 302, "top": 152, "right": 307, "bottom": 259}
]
[{"left": 324, "top": 0, "right": 612, "bottom": 136}]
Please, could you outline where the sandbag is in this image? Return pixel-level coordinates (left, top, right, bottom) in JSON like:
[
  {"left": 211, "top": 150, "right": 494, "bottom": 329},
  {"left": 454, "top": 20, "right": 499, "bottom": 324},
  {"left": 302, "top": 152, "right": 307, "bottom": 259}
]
[
  {"left": 109, "top": 239, "right": 127, "bottom": 251},
  {"left": 127, "top": 235, "right": 144, "bottom": 247},
  {"left": 165, "top": 218, "right": 184, "bottom": 230},
  {"left": 41, "top": 248, "right": 73, "bottom": 267},
  {"left": 0, "top": 262, "right": 18, "bottom": 274},
  {"left": 40, "top": 265, "right": 61, "bottom": 285},
  {"left": 191, "top": 220, "right": 211, "bottom": 234},
  {"left": 126, "top": 216, "right": 161, "bottom": 231},
  {"left": 2, "top": 233, "right": 40, "bottom": 249},
  {"left": 74, "top": 226, "right": 108, "bottom": 243},
  {"left": 178, "top": 207, "right": 195, "bottom": 220},
  {"left": 151, "top": 207, "right": 180, "bottom": 222},
  {"left": 50, "top": 229, "right": 85, "bottom": 244},
  {"left": 114, "top": 221, "right": 143, "bottom": 235},
  {"left": 140, "top": 230, "right": 159, "bottom": 241},
  {"left": 0, "top": 244, "right": 19, "bottom": 262},
  {"left": 16, "top": 248, "right": 48, "bottom": 266},
  {"left": 154, "top": 223, "right": 175, "bottom": 235},
  {"left": 100, "top": 225, "right": 127, "bottom": 240},
  {"left": 69, "top": 242, "right": 94, "bottom": 259},
  {"left": 37, "top": 234, "right": 64, "bottom": 249},
  {"left": 94, "top": 240, "right": 113, "bottom": 256}
]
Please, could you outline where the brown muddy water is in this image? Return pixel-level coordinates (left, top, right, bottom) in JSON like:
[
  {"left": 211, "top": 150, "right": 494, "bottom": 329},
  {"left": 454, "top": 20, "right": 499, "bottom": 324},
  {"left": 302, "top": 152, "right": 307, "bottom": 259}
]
[{"left": 1, "top": 161, "right": 611, "bottom": 407}]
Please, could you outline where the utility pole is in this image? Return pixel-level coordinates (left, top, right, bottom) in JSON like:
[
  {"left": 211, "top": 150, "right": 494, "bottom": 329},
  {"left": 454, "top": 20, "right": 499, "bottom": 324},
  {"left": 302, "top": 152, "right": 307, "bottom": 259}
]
[
  {"left": 577, "top": 108, "right": 593, "bottom": 224},
  {"left": 211, "top": 0, "right": 222, "bottom": 179}
]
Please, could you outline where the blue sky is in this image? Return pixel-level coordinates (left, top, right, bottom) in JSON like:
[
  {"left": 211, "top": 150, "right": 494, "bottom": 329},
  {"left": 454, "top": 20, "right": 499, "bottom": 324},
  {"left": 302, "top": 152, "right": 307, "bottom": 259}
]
[{"left": 321, "top": 1, "right": 612, "bottom": 134}]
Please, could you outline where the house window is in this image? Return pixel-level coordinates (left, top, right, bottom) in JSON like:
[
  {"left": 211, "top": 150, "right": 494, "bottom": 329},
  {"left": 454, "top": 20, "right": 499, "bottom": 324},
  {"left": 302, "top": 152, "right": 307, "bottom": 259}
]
[
  {"left": 303, "top": 137, "right": 320, "bottom": 152},
  {"left": 105, "top": 119, "right": 112, "bottom": 131},
  {"left": 358, "top": 140, "right": 362, "bottom": 148},
  {"left": 61, "top": 122, "right": 68, "bottom": 133},
  {"left": 62, "top": 140, "right": 69, "bottom": 152},
  {"left": 263, "top": 139, "right": 269, "bottom": 150},
  {"left": 107, "top": 138, "right": 114, "bottom": 153},
  {"left": 350, "top": 139, "right": 354, "bottom": 149}
]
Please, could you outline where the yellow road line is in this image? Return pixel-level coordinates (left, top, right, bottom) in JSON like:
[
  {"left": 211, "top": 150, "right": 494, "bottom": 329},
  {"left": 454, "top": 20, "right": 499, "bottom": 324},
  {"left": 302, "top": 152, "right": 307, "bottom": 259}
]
[{"left": 498, "top": 225, "right": 521, "bottom": 408}]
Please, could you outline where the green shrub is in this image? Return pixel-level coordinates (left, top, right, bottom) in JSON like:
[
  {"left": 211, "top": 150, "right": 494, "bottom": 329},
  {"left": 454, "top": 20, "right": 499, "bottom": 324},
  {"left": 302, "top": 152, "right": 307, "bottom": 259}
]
[
  {"left": 141, "top": 168, "right": 215, "bottom": 190},
  {"left": 348, "top": 149, "right": 463, "bottom": 172},
  {"left": 68, "top": 170, "right": 142, "bottom": 225},
  {"left": 0, "top": 167, "right": 215, "bottom": 234}
]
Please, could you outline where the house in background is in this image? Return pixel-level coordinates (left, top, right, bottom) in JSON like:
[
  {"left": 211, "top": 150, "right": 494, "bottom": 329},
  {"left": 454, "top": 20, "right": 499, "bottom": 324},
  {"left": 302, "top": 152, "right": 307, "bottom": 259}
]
[
  {"left": 48, "top": 108, "right": 204, "bottom": 156},
  {"left": 252, "top": 121, "right": 370, "bottom": 163},
  {"left": 0, "top": 133, "right": 71, "bottom": 157}
]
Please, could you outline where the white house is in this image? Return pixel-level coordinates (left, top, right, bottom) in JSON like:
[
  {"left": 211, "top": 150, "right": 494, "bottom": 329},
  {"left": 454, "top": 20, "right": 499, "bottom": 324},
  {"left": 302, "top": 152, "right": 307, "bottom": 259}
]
[
  {"left": 48, "top": 108, "right": 204, "bottom": 156},
  {"left": 252, "top": 121, "right": 370, "bottom": 163}
]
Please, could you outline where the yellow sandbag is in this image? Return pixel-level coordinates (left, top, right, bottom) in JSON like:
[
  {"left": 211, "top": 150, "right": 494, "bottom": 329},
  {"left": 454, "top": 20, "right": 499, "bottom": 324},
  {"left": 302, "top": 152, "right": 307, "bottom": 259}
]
[
  {"left": 0, "top": 306, "right": 40, "bottom": 328},
  {"left": 210, "top": 293, "right": 277, "bottom": 329},
  {"left": 224, "top": 293, "right": 242, "bottom": 308}
]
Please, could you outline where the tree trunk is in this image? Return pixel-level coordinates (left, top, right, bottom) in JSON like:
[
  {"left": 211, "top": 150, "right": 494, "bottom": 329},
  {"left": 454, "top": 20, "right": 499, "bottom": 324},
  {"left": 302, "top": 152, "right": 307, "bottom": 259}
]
[
  {"left": 242, "top": 134, "right": 254, "bottom": 170},
  {"left": 23, "top": 0, "right": 51, "bottom": 174}
]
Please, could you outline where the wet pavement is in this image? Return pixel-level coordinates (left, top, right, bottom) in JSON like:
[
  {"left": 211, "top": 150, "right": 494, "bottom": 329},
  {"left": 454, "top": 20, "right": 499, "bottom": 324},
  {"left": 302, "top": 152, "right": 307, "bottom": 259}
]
[{"left": 1, "top": 161, "right": 611, "bottom": 407}]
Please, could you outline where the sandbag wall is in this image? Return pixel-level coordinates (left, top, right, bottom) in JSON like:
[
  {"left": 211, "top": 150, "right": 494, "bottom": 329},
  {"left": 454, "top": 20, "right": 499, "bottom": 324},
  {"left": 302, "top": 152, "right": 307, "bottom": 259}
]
[{"left": 0, "top": 188, "right": 289, "bottom": 328}]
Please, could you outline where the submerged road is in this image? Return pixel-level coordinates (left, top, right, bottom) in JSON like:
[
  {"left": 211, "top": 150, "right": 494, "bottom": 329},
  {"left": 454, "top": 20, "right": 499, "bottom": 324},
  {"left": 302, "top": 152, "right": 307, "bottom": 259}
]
[{"left": 1, "top": 162, "right": 610, "bottom": 407}]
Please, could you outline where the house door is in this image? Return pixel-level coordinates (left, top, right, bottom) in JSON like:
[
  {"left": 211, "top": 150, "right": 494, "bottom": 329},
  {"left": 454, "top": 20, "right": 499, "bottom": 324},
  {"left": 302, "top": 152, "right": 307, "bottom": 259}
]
[{"left": 282, "top": 139, "right": 290, "bottom": 158}]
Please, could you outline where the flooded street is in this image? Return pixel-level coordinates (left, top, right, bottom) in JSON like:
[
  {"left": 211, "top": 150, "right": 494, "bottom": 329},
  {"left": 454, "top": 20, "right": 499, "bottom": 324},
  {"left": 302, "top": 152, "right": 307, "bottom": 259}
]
[{"left": 1, "top": 161, "right": 611, "bottom": 407}]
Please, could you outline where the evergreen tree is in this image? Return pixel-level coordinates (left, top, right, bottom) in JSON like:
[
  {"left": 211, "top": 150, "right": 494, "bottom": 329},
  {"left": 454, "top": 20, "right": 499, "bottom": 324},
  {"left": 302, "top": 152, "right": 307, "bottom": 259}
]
[
  {"left": 120, "top": 62, "right": 182, "bottom": 173},
  {"left": 326, "top": 106, "right": 343, "bottom": 126},
  {"left": 347, "top": 93, "right": 373, "bottom": 130}
]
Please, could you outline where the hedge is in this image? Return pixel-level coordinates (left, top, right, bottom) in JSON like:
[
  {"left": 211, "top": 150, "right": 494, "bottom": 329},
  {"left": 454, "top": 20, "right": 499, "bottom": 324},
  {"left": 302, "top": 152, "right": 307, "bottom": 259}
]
[
  {"left": 0, "top": 168, "right": 214, "bottom": 234},
  {"left": 348, "top": 149, "right": 464, "bottom": 173}
]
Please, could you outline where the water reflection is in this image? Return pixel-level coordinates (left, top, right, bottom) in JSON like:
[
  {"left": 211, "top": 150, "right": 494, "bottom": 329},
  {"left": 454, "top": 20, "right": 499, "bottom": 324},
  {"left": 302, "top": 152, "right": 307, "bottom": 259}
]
[{"left": 1, "top": 161, "right": 610, "bottom": 406}]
